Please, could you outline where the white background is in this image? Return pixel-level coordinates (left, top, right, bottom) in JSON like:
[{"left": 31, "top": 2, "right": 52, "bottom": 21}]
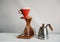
[{"left": 0, "top": 0, "right": 60, "bottom": 34}]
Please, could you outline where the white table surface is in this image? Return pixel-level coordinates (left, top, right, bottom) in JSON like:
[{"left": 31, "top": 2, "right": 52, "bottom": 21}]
[{"left": 0, "top": 33, "right": 60, "bottom": 42}]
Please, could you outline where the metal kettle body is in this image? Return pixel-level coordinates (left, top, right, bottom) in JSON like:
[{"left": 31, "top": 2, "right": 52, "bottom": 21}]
[{"left": 38, "top": 24, "right": 53, "bottom": 39}]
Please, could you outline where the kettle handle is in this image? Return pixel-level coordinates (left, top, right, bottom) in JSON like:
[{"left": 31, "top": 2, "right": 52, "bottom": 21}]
[
  {"left": 45, "top": 24, "right": 53, "bottom": 31},
  {"left": 49, "top": 24, "right": 53, "bottom": 31}
]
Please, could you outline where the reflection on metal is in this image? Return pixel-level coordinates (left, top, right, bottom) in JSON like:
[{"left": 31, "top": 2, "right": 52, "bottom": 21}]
[{"left": 38, "top": 24, "right": 53, "bottom": 39}]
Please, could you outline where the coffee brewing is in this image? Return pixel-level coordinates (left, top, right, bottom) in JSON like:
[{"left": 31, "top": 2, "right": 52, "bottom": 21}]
[{"left": 17, "top": 7, "right": 34, "bottom": 39}]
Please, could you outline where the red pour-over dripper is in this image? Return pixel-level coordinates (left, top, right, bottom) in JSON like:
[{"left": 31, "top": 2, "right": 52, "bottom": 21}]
[{"left": 18, "top": 8, "right": 30, "bottom": 18}]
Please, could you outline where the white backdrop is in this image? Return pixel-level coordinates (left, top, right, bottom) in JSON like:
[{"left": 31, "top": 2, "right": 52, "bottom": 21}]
[{"left": 0, "top": 0, "right": 60, "bottom": 34}]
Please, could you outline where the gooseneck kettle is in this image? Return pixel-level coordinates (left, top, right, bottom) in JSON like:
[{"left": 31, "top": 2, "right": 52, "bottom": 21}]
[{"left": 38, "top": 24, "right": 53, "bottom": 39}]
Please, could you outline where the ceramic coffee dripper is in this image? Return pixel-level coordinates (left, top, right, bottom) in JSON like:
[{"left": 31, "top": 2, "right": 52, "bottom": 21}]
[{"left": 18, "top": 7, "right": 30, "bottom": 18}]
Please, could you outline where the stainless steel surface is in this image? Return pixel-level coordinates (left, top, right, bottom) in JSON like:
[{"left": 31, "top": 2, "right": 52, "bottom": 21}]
[{"left": 38, "top": 24, "right": 53, "bottom": 39}]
